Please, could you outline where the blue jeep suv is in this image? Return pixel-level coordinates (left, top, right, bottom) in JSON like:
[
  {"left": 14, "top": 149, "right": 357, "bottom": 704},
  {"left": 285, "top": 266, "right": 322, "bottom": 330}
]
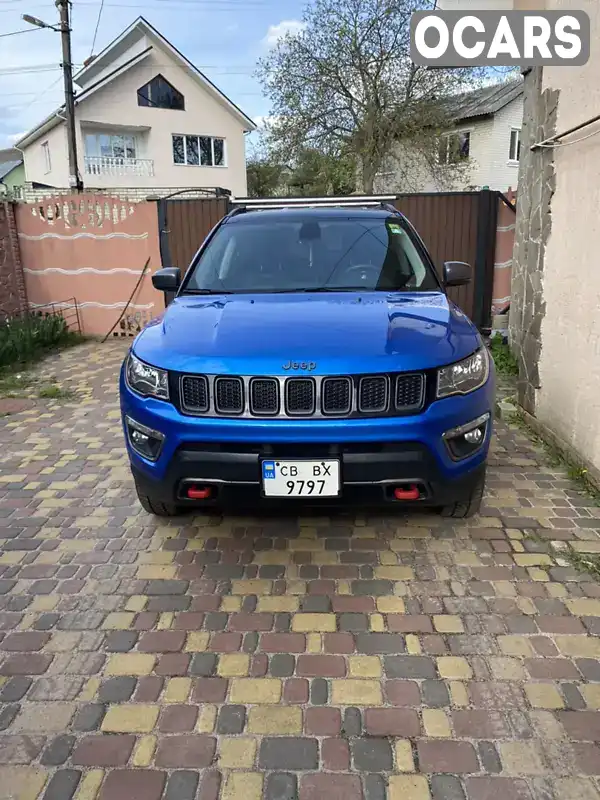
[{"left": 120, "top": 203, "right": 494, "bottom": 517}]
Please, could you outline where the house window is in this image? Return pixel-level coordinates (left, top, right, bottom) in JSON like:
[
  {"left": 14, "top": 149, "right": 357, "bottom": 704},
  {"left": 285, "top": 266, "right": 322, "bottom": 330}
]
[
  {"left": 172, "top": 135, "right": 226, "bottom": 167},
  {"left": 509, "top": 128, "right": 521, "bottom": 162},
  {"left": 138, "top": 75, "right": 184, "bottom": 110},
  {"left": 438, "top": 131, "right": 470, "bottom": 164},
  {"left": 85, "top": 133, "right": 137, "bottom": 160},
  {"left": 41, "top": 141, "right": 51, "bottom": 173}
]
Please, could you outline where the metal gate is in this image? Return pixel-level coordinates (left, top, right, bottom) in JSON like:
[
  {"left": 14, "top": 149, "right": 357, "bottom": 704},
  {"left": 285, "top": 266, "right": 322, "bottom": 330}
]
[{"left": 158, "top": 190, "right": 498, "bottom": 330}]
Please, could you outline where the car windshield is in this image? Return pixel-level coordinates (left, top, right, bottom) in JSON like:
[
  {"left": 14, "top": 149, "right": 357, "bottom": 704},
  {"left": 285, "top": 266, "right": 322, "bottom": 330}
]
[{"left": 183, "top": 216, "right": 440, "bottom": 294}]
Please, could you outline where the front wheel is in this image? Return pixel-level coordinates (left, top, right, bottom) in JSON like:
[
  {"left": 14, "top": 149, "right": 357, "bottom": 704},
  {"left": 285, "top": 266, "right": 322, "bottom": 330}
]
[
  {"left": 440, "top": 468, "right": 486, "bottom": 519},
  {"left": 135, "top": 479, "right": 182, "bottom": 517}
]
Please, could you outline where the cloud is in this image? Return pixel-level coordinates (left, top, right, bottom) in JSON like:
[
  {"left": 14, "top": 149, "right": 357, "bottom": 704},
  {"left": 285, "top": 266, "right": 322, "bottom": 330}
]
[{"left": 262, "top": 20, "right": 306, "bottom": 48}]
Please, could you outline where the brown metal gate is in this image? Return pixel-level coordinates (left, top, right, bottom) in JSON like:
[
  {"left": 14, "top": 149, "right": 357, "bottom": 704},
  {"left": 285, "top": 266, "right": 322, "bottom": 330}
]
[{"left": 159, "top": 190, "right": 497, "bottom": 329}]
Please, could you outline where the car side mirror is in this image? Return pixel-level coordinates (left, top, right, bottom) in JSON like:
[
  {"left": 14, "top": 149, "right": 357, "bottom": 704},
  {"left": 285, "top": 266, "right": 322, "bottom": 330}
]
[
  {"left": 152, "top": 267, "right": 181, "bottom": 292},
  {"left": 443, "top": 261, "right": 472, "bottom": 287}
]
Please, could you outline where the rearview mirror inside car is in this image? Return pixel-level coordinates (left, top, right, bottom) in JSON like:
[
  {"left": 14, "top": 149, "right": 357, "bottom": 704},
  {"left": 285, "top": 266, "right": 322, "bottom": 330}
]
[
  {"left": 443, "top": 261, "right": 472, "bottom": 287},
  {"left": 152, "top": 267, "right": 181, "bottom": 292}
]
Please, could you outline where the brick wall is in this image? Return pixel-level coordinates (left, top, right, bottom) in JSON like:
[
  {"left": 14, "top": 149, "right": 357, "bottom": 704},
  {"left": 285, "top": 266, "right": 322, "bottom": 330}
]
[{"left": 0, "top": 201, "right": 27, "bottom": 320}]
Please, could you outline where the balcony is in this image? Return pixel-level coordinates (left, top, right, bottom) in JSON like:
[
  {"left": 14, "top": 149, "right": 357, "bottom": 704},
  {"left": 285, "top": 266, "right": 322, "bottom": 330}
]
[{"left": 84, "top": 155, "right": 154, "bottom": 178}]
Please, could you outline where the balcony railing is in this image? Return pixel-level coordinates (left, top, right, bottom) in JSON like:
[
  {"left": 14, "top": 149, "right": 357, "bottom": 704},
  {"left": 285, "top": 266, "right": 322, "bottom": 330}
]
[{"left": 84, "top": 155, "right": 154, "bottom": 178}]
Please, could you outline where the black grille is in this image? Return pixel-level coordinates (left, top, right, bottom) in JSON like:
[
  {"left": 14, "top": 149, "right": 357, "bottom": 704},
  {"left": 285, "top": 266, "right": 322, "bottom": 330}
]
[
  {"left": 250, "top": 378, "right": 279, "bottom": 415},
  {"left": 181, "top": 375, "right": 209, "bottom": 412},
  {"left": 322, "top": 377, "right": 352, "bottom": 415},
  {"left": 285, "top": 378, "right": 316, "bottom": 415},
  {"left": 396, "top": 374, "right": 425, "bottom": 410},
  {"left": 359, "top": 376, "right": 388, "bottom": 412},
  {"left": 215, "top": 377, "right": 244, "bottom": 414}
]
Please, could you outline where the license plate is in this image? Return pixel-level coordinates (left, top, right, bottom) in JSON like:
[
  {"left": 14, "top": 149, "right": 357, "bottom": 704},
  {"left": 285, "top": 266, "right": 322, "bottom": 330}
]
[{"left": 261, "top": 459, "right": 340, "bottom": 497}]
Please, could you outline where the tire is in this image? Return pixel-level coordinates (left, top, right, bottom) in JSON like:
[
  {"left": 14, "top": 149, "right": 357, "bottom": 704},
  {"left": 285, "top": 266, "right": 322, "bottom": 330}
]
[
  {"left": 135, "top": 480, "right": 182, "bottom": 517},
  {"left": 440, "top": 468, "right": 486, "bottom": 519}
]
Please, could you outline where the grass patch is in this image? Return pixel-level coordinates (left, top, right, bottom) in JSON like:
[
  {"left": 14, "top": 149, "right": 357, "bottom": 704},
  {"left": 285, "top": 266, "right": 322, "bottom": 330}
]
[
  {"left": 0, "top": 312, "right": 83, "bottom": 372},
  {"left": 38, "top": 384, "right": 75, "bottom": 400},
  {"left": 489, "top": 336, "right": 519, "bottom": 377}
]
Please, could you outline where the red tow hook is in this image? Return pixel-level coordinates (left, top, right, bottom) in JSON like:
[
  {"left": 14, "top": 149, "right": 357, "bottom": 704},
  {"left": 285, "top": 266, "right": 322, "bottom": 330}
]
[
  {"left": 393, "top": 485, "right": 420, "bottom": 501},
  {"left": 187, "top": 485, "right": 212, "bottom": 500}
]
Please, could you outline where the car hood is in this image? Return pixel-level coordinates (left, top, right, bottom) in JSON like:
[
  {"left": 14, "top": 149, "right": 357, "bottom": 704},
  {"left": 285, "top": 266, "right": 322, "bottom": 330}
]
[{"left": 133, "top": 291, "right": 480, "bottom": 375}]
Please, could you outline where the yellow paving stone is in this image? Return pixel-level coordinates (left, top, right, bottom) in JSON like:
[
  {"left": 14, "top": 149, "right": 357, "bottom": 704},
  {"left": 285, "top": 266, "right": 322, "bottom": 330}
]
[
  {"left": 74, "top": 769, "right": 104, "bottom": 800},
  {"left": 433, "top": 615, "right": 464, "bottom": 633},
  {"left": 449, "top": 681, "right": 469, "bottom": 706},
  {"left": 291, "top": 613, "right": 337, "bottom": 632},
  {"left": 221, "top": 596, "right": 242, "bottom": 612},
  {"left": 331, "top": 679, "right": 382, "bottom": 705},
  {"left": 395, "top": 740, "right": 415, "bottom": 771},
  {"left": 101, "top": 612, "right": 135, "bottom": 630},
  {"left": 17, "top": 613, "right": 35, "bottom": 631},
  {"left": 380, "top": 551, "right": 399, "bottom": 565},
  {"left": 525, "top": 683, "right": 565, "bottom": 709},
  {"left": 102, "top": 704, "right": 159, "bottom": 733},
  {"left": 567, "top": 598, "right": 600, "bottom": 617},
  {"left": 288, "top": 538, "right": 324, "bottom": 550},
  {"left": 222, "top": 772, "right": 262, "bottom": 800},
  {"left": 489, "top": 657, "right": 526, "bottom": 681},
  {"left": 374, "top": 566, "right": 415, "bottom": 580},
  {"left": 530, "top": 710, "right": 566, "bottom": 739},
  {"left": 0, "top": 767, "right": 48, "bottom": 800},
  {"left": 547, "top": 582, "right": 568, "bottom": 598},
  {"left": 394, "top": 581, "right": 409, "bottom": 596},
  {"left": 423, "top": 709, "right": 451, "bottom": 737},
  {"left": 78, "top": 678, "right": 100, "bottom": 702},
  {"left": 528, "top": 567, "right": 550, "bottom": 581},
  {"left": 47, "top": 632, "right": 80, "bottom": 652},
  {"left": 495, "top": 580, "right": 517, "bottom": 597},
  {"left": 406, "top": 635, "right": 421, "bottom": 655},
  {"left": 370, "top": 613, "right": 385, "bottom": 632},
  {"left": 553, "top": 778, "right": 600, "bottom": 800},
  {"left": 137, "top": 565, "right": 177, "bottom": 580},
  {"left": 124, "top": 595, "right": 147, "bottom": 612},
  {"left": 498, "top": 635, "right": 534, "bottom": 657},
  {"left": 254, "top": 551, "right": 292, "bottom": 565},
  {"left": 132, "top": 735, "right": 156, "bottom": 767},
  {"left": 60, "top": 540, "right": 95, "bottom": 552},
  {"left": 337, "top": 580, "right": 352, "bottom": 595},
  {"left": 456, "top": 551, "right": 483, "bottom": 567},
  {"left": 247, "top": 707, "right": 302, "bottom": 734},
  {"left": 196, "top": 704, "right": 217, "bottom": 732},
  {"left": 349, "top": 656, "right": 382, "bottom": 678},
  {"left": 581, "top": 685, "right": 600, "bottom": 709},
  {"left": 230, "top": 678, "right": 282, "bottom": 704},
  {"left": 218, "top": 654, "right": 250, "bottom": 677},
  {"left": 306, "top": 634, "right": 322, "bottom": 653},
  {"left": 105, "top": 653, "right": 156, "bottom": 676},
  {"left": 556, "top": 636, "right": 600, "bottom": 658},
  {"left": 157, "top": 612, "right": 174, "bottom": 630},
  {"left": 376, "top": 596, "right": 405, "bottom": 613},
  {"left": 138, "top": 551, "right": 175, "bottom": 564},
  {"left": 499, "top": 741, "right": 546, "bottom": 774},
  {"left": 0, "top": 552, "right": 24, "bottom": 565},
  {"left": 388, "top": 775, "right": 431, "bottom": 799},
  {"left": 516, "top": 597, "right": 537, "bottom": 615},
  {"left": 256, "top": 596, "right": 299, "bottom": 613},
  {"left": 230, "top": 580, "right": 272, "bottom": 595},
  {"left": 219, "top": 738, "right": 257, "bottom": 768},
  {"left": 511, "top": 540, "right": 525, "bottom": 552},
  {"left": 185, "top": 632, "right": 209, "bottom": 651},
  {"left": 437, "top": 657, "right": 473, "bottom": 680}
]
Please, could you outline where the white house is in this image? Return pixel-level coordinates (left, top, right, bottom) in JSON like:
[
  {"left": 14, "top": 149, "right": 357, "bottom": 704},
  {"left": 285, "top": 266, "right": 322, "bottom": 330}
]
[
  {"left": 15, "top": 17, "right": 257, "bottom": 197},
  {"left": 375, "top": 80, "right": 524, "bottom": 194}
]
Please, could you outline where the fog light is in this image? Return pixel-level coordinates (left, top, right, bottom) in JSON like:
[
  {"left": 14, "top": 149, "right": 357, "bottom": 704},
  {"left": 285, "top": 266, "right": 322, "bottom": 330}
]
[
  {"left": 125, "top": 416, "right": 165, "bottom": 461},
  {"left": 443, "top": 413, "right": 489, "bottom": 460}
]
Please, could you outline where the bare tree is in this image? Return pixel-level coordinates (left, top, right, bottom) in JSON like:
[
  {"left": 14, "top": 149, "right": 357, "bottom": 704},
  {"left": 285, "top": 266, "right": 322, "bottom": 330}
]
[{"left": 257, "top": 0, "right": 489, "bottom": 193}]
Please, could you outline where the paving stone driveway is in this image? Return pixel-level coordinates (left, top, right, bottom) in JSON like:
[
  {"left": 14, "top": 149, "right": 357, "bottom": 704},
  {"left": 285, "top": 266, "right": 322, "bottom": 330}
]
[{"left": 1, "top": 342, "right": 600, "bottom": 800}]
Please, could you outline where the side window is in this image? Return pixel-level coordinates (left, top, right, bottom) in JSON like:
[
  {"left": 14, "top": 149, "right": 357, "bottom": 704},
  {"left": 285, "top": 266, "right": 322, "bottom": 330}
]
[
  {"left": 509, "top": 128, "right": 521, "bottom": 162},
  {"left": 41, "top": 141, "right": 51, "bottom": 173},
  {"left": 438, "top": 131, "right": 470, "bottom": 164}
]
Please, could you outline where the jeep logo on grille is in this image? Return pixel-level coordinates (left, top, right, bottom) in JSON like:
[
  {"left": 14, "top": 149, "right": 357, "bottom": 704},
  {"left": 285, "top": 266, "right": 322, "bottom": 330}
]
[{"left": 282, "top": 361, "right": 316, "bottom": 371}]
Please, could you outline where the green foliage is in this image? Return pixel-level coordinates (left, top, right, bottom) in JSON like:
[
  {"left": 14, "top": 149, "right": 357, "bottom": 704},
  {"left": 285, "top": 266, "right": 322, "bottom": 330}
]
[
  {"left": 247, "top": 157, "right": 285, "bottom": 198},
  {"left": 0, "top": 312, "right": 82, "bottom": 372},
  {"left": 489, "top": 336, "right": 518, "bottom": 377},
  {"left": 287, "top": 148, "right": 356, "bottom": 196},
  {"left": 38, "top": 384, "right": 75, "bottom": 400}
]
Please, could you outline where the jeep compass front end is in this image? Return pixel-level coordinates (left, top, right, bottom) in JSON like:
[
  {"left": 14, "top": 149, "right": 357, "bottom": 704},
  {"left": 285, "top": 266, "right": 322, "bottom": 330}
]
[{"left": 120, "top": 204, "right": 495, "bottom": 517}]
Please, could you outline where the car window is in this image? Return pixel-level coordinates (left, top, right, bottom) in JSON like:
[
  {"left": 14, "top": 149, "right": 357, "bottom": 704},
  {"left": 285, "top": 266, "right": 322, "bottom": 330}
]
[{"left": 184, "top": 217, "right": 439, "bottom": 294}]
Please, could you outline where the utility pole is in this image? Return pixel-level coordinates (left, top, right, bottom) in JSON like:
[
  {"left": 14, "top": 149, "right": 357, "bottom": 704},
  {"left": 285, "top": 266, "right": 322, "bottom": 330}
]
[
  {"left": 56, "top": 0, "right": 82, "bottom": 190},
  {"left": 23, "top": 2, "right": 83, "bottom": 190}
]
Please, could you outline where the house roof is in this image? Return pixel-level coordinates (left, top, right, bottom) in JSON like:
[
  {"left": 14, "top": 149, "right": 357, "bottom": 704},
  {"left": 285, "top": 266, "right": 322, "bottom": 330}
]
[
  {"left": 443, "top": 79, "right": 524, "bottom": 122},
  {"left": 0, "top": 160, "right": 22, "bottom": 181},
  {"left": 15, "top": 16, "right": 256, "bottom": 149}
]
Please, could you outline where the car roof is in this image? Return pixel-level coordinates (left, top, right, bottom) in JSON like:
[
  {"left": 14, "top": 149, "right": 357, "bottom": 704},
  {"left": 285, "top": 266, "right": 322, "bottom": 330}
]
[{"left": 225, "top": 206, "right": 400, "bottom": 225}]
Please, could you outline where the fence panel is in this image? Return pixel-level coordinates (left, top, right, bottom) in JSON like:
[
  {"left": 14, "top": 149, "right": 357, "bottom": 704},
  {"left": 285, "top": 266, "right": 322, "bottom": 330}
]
[{"left": 163, "top": 197, "right": 230, "bottom": 271}]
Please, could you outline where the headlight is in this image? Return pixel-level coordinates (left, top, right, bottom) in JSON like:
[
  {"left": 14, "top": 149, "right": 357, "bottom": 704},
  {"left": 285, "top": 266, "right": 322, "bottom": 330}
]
[
  {"left": 437, "top": 348, "right": 489, "bottom": 398},
  {"left": 126, "top": 353, "right": 169, "bottom": 400}
]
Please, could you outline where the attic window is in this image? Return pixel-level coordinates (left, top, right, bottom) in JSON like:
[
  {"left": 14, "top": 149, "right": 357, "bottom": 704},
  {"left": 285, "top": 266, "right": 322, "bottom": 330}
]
[
  {"left": 138, "top": 74, "right": 184, "bottom": 110},
  {"left": 438, "top": 131, "right": 470, "bottom": 165}
]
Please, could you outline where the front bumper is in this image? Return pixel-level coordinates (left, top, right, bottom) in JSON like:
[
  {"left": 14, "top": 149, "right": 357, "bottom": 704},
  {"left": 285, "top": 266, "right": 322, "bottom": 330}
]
[{"left": 120, "top": 365, "right": 494, "bottom": 509}]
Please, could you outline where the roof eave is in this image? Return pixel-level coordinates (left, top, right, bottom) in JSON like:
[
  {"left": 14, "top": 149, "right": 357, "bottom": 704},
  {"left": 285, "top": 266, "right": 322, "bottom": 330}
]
[{"left": 15, "top": 112, "right": 65, "bottom": 150}]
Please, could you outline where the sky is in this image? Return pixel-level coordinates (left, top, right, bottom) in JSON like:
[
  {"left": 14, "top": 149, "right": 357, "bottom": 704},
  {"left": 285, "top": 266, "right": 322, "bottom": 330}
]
[{"left": 0, "top": 0, "right": 306, "bottom": 149}]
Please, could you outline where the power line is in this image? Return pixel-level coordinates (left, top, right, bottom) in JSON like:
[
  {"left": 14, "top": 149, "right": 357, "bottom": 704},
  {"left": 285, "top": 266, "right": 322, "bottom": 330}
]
[
  {"left": 89, "top": 0, "right": 105, "bottom": 57},
  {"left": 0, "top": 26, "right": 43, "bottom": 37}
]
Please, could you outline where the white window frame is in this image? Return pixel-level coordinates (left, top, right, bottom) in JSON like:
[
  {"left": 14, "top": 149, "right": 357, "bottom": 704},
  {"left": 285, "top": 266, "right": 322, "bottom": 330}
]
[
  {"left": 41, "top": 141, "right": 51, "bottom": 174},
  {"left": 508, "top": 127, "right": 521, "bottom": 164},
  {"left": 438, "top": 129, "right": 471, "bottom": 165},
  {"left": 84, "top": 133, "right": 138, "bottom": 160},
  {"left": 172, "top": 134, "right": 227, "bottom": 168}
]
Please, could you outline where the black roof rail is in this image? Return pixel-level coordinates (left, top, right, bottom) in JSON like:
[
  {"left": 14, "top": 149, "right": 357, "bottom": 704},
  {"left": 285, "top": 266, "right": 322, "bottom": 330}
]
[
  {"left": 226, "top": 206, "right": 247, "bottom": 218},
  {"left": 380, "top": 202, "right": 401, "bottom": 215}
]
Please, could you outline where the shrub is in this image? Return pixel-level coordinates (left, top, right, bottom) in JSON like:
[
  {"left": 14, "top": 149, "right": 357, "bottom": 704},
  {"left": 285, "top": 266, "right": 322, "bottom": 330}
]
[
  {"left": 0, "top": 312, "right": 81, "bottom": 371},
  {"left": 489, "top": 335, "right": 518, "bottom": 377}
]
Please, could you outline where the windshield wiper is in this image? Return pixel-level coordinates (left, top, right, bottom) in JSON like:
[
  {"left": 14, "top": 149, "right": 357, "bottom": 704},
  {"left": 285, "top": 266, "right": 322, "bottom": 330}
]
[{"left": 182, "top": 289, "right": 233, "bottom": 295}]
